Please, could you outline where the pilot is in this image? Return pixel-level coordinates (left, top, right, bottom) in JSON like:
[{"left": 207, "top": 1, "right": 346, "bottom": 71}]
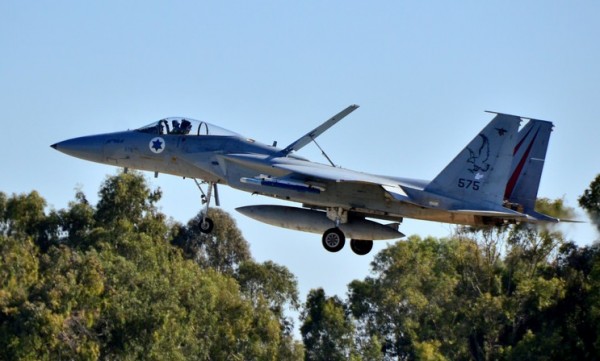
[
  {"left": 171, "top": 120, "right": 181, "bottom": 134},
  {"left": 181, "top": 119, "right": 192, "bottom": 135}
]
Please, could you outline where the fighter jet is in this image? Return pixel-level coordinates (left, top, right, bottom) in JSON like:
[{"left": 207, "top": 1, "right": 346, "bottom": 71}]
[{"left": 51, "top": 106, "right": 559, "bottom": 255}]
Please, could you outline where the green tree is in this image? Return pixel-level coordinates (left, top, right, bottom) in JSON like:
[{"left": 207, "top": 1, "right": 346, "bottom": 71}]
[
  {"left": 237, "top": 261, "right": 299, "bottom": 315},
  {"left": 56, "top": 190, "right": 96, "bottom": 249},
  {"left": 236, "top": 259, "right": 304, "bottom": 360},
  {"left": 347, "top": 197, "right": 584, "bottom": 361},
  {"left": 172, "top": 208, "right": 251, "bottom": 275},
  {"left": 348, "top": 236, "right": 463, "bottom": 360},
  {"left": 301, "top": 288, "right": 357, "bottom": 361},
  {"left": 95, "top": 172, "right": 162, "bottom": 227},
  {"left": 0, "top": 172, "right": 302, "bottom": 360}
]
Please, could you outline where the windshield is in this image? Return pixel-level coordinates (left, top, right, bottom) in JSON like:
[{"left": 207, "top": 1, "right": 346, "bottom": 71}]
[{"left": 136, "top": 117, "right": 240, "bottom": 137}]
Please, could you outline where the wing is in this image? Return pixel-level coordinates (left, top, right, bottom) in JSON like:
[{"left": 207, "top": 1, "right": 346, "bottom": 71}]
[
  {"left": 273, "top": 162, "right": 397, "bottom": 186},
  {"left": 281, "top": 105, "right": 359, "bottom": 155},
  {"left": 222, "top": 152, "right": 414, "bottom": 202},
  {"left": 272, "top": 161, "right": 415, "bottom": 203}
]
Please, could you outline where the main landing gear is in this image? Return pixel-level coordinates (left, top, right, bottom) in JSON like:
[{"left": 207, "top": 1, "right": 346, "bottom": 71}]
[
  {"left": 322, "top": 228, "right": 345, "bottom": 252},
  {"left": 350, "top": 239, "right": 373, "bottom": 256},
  {"left": 193, "top": 179, "right": 219, "bottom": 234},
  {"left": 321, "top": 228, "right": 374, "bottom": 255},
  {"left": 322, "top": 208, "right": 375, "bottom": 255}
]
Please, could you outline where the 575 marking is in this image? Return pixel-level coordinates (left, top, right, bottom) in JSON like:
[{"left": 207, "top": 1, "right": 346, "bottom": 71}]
[{"left": 458, "top": 178, "right": 480, "bottom": 190}]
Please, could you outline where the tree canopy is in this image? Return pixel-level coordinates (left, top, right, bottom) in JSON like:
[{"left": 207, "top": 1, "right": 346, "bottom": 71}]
[
  {"left": 579, "top": 174, "right": 600, "bottom": 233},
  {"left": 2, "top": 171, "right": 600, "bottom": 360},
  {"left": 303, "top": 197, "right": 600, "bottom": 360},
  {"left": 0, "top": 172, "right": 303, "bottom": 360}
]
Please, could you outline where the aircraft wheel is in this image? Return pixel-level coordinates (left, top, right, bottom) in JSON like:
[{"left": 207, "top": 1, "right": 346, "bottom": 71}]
[
  {"left": 199, "top": 217, "right": 214, "bottom": 234},
  {"left": 350, "top": 239, "right": 373, "bottom": 256},
  {"left": 322, "top": 228, "right": 345, "bottom": 253}
]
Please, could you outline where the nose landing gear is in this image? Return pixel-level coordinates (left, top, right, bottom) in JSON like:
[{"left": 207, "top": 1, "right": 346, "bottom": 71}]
[
  {"left": 193, "top": 178, "right": 220, "bottom": 234},
  {"left": 199, "top": 217, "right": 214, "bottom": 233}
]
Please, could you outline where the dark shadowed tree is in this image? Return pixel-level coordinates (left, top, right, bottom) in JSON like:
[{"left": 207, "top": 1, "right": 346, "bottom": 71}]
[{"left": 579, "top": 174, "right": 600, "bottom": 234}]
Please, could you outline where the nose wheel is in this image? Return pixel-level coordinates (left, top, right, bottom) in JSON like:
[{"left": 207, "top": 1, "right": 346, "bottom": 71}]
[
  {"left": 193, "top": 178, "right": 220, "bottom": 234},
  {"left": 199, "top": 217, "right": 214, "bottom": 234}
]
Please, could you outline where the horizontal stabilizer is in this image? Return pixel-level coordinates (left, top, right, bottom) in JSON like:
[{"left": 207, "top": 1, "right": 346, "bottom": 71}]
[
  {"left": 281, "top": 104, "right": 359, "bottom": 154},
  {"left": 450, "top": 207, "right": 529, "bottom": 221},
  {"left": 557, "top": 219, "right": 585, "bottom": 223},
  {"left": 524, "top": 210, "right": 560, "bottom": 223}
]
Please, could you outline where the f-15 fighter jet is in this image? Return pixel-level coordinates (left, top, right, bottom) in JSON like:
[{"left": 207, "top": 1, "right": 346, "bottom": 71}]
[{"left": 52, "top": 106, "right": 558, "bottom": 255}]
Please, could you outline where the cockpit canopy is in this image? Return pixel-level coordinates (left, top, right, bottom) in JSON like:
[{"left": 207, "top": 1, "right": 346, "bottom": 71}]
[{"left": 136, "top": 117, "right": 240, "bottom": 137}]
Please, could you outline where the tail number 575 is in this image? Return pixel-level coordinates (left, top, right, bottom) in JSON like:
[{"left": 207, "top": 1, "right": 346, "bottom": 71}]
[{"left": 458, "top": 178, "right": 480, "bottom": 191}]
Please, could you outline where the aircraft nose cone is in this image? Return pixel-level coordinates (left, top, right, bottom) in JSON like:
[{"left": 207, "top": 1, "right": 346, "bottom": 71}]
[{"left": 51, "top": 135, "right": 106, "bottom": 163}]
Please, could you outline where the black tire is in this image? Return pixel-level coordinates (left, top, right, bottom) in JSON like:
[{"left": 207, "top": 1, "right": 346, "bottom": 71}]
[
  {"left": 322, "top": 228, "right": 345, "bottom": 252},
  {"left": 350, "top": 239, "right": 373, "bottom": 256},
  {"left": 199, "top": 217, "right": 214, "bottom": 234}
]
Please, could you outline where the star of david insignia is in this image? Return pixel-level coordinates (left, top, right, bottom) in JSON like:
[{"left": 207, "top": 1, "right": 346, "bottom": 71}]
[
  {"left": 149, "top": 137, "right": 165, "bottom": 154},
  {"left": 152, "top": 139, "right": 163, "bottom": 151}
]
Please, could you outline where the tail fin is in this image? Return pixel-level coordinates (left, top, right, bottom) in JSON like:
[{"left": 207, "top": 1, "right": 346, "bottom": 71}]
[
  {"left": 504, "top": 118, "right": 554, "bottom": 212},
  {"left": 425, "top": 113, "right": 521, "bottom": 206}
]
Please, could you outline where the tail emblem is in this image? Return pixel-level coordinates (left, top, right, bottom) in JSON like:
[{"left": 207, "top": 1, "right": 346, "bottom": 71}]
[{"left": 466, "top": 134, "right": 490, "bottom": 174}]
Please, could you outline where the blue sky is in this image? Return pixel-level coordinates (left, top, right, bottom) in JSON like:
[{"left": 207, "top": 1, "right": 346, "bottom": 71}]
[{"left": 2, "top": 1, "right": 599, "bottom": 316}]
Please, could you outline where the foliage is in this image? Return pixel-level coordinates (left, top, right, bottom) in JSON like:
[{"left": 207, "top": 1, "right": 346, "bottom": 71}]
[
  {"left": 579, "top": 174, "right": 600, "bottom": 233},
  {"left": 3, "top": 171, "right": 600, "bottom": 360},
  {"left": 342, "top": 227, "right": 600, "bottom": 360},
  {"left": 300, "top": 288, "right": 357, "bottom": 361},
  {"left": 171, "top": 208, "right": 251, "bottom": 276},
  {"left": 336, "top": 196, "right": 600, "bottom": 360},
  {"left": 0, "top": 172, "right": 303, "bottom": 360}
]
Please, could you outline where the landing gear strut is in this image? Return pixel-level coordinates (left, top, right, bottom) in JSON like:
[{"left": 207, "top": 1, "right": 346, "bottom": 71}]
[
  {"left": 321, "top": 207, "right": 379, "bottom": 255},
  {"left": 322, "top": 208, "right": 348, "bottom": 253},
  {"left": 193, "top": 179, "right": 220, "bottom": 234}
]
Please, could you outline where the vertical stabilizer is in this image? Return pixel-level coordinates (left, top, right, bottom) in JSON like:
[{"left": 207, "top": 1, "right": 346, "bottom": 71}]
[
  {"left": 505, "top": 119, "right": 554, "bottom": 212},
  {"left": 425, "top": 113, "right": 521, "bottom": 206}
]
